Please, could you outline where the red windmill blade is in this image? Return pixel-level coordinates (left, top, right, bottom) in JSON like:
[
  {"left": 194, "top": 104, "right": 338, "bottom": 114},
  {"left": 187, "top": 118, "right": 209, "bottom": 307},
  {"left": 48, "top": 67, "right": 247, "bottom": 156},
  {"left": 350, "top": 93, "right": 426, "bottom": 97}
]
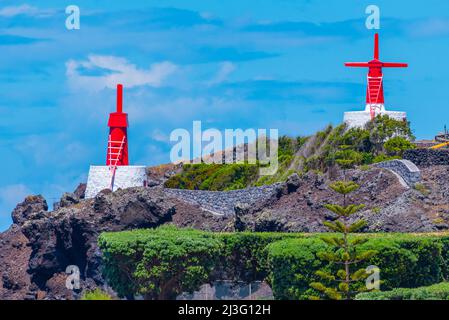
[{"left": 345, "top": 33, "right": 408, "bottom": 119}]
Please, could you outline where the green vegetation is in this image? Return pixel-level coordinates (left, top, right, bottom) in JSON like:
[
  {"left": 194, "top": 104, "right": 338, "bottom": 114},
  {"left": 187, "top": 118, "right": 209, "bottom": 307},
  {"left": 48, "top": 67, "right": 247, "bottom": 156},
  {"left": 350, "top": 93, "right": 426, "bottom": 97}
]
[
  {"left": 98, "top": 226, "right": 223, "bottom": 299},
  {"left": 98, "top": 226, "right": 299, "bottom": 300},
  {"left": 309, "top": 181, "right": 375, "bottom": 300},
  {"left": 164, "top": 135, "right": 305, "bottom": 190},
  {"left": 355, "top": 282, "right": 449, "bottom": 300},
  {"left": 81, "top": 289, "right": 113, "bottom": 300},
  {"left": 164, "top": 115, "right": 415, "bottom": 190},
  {"left": 164, "top": 163, "right": 259, "bottom": 190},
  {"left": 384, "top": 136, "right": 416, "bottom": 157},
  {"left": 99, "top": 227, "right": 449, "bottom": 300},
  {"left": 309, "top": 115, "right": 414, "bottom": 172},
  {"left": 267, "top": 234, "right": 448, "bottom": 300},
  {"left": 414, "top": 183, "right": 430, "bottom": 196}
]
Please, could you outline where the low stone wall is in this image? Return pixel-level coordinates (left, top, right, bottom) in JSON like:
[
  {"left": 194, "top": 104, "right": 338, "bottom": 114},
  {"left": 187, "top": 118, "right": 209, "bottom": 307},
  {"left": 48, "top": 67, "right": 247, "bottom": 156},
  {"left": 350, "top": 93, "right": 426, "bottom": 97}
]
[
  {"left": 404, "top": 149, "right": 449, "bottom": 167},
  {"left": 374, "top": 159, "right": 421, "bottom": 187},
  {"left": 163, "top": 183, "right": 282, "bottom": 216}
]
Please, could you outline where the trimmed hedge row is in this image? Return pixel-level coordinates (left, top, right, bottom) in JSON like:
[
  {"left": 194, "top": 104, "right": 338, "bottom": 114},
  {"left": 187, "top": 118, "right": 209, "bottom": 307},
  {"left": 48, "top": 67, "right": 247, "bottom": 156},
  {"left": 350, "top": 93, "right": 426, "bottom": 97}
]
[
  {"left": 355, "top": 282, "right": 449, "bottom": 300},
  {"left": 98, "top": 226, "right": 300, "bottom": 299},
  {"left": 98, "top": 227, "right": 449, "bottom": 300},
  {"left": 266, "top": 235, "right": 449, "bottom": 299}
]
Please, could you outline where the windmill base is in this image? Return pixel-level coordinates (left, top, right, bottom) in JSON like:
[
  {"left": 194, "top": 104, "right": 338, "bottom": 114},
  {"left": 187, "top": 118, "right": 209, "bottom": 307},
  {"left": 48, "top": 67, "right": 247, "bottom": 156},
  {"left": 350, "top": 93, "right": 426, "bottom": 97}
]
[
  {"left": 343, "top": 110, "right": 406, "bottom": 129},
  {"left": 85, "top": 165, "right": 147, "bottom": 199}
]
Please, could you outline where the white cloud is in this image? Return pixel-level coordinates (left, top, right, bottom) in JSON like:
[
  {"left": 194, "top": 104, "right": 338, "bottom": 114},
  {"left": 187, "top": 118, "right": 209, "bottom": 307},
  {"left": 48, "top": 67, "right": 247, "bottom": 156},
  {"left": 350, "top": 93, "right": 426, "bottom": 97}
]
[
  {"left": 0, "top": 184, "right": 32, "bottom": 215},
  {"left": 0, "top": 4, "right": 54, "bottom": 17},
  {"left": 66, "top": 55, "right": 178, "bottom": 91},
  {"left": 208, "top": 61, "right": 236, "bottom": 85},
  {"left": 410, "top": 18, "right": 449, "bottom": 37},
  {"left": 150, "top": 129, "right": 169, "bottom": 143}
]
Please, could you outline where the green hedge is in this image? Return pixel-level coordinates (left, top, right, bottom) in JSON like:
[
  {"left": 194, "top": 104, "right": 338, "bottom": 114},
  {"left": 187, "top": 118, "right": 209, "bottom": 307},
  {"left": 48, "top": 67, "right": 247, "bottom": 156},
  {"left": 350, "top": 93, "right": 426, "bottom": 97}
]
[
  {"left": 98, "top": 226, "right": 300, "bottom": 299},
  {"left": 99, "top": 227, "right": 449, "bottom": 300},
  {"left": 355, "top": 282, "right": 449, "bottom": 300},
  {"left": 218, "top": 232, "right": 301, "bottom": 282},
  {"left": 98, "top": 227, "right": 223, "bottom": 299},
  {"left": 266, "top": 234, "right": 449, "bottom": 300}
]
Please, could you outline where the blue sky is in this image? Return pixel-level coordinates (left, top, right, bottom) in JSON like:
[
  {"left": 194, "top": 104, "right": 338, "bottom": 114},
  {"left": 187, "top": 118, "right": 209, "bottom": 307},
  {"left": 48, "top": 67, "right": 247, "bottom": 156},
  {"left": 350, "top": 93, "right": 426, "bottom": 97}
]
[{"left": 1, "top": 0, "right": 449, "bottom": 230}]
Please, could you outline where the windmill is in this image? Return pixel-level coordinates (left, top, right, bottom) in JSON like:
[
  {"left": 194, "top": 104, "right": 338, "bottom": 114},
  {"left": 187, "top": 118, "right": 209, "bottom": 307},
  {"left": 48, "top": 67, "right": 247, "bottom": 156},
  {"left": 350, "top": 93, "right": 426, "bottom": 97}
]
[
  {"left": 84, "top": 84, "right": 146, "bottom": 199},
  {"left": 345, "top": 33, "right": 408, "bottom": 120}
]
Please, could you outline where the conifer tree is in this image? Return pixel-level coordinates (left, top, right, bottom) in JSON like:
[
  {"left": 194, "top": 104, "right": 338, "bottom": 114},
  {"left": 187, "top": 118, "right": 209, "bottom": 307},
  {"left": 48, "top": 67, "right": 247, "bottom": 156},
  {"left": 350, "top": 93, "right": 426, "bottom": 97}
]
[{"left": 310, "top": 181, "right": 377, "bottom": 300}]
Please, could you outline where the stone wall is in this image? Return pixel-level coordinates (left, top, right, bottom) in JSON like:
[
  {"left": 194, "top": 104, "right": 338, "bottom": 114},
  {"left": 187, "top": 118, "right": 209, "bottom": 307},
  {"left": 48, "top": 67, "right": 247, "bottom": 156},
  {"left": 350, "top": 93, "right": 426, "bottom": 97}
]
[
  {"left": 163, "top": 183, "right": 283, "bottom": 216},
  {"left": 85, "top": 166, "right": 147, "bottom": 198},
  {"left": 374, "top": 159, "right": 421, "bottom": 187},
  {"left": 403, "top": 149, "right": 449, "bottom": 167}
]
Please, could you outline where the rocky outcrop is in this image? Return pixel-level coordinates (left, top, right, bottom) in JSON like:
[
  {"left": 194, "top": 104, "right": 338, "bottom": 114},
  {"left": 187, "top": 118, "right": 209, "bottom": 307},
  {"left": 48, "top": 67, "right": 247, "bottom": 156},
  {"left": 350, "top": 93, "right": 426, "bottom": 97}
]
[
  {"left": 0, "top": 186, "right": 210, "bottom": 300},
  {"left": 0, "top": 224, "right": 32, "bottom": 300},
  {"left": 236, "top": 167, "right": 447, "bottom": 233},
  {"left": 12, "top": 195, "right": 48, "bottom": 225}
]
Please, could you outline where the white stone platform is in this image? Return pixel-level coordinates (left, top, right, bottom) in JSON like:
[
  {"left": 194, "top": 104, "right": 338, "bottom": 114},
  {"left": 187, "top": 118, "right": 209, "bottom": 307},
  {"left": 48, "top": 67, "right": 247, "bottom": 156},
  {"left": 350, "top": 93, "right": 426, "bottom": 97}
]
[
  {"left": 344, "top": 110, "right": 406, "bottom": 128},
  {"left": 85, "top": 165, "right": 147, "bottom": 199}
]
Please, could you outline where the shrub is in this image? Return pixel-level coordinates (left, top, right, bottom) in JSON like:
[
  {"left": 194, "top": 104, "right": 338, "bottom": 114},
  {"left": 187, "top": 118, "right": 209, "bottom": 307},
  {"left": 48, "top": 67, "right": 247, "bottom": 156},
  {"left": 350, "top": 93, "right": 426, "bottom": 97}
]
[
  {"left": 98, "top": 226, "right": 223, "bottom": 299},
  {"left": 99, "top": 227, "right": 449, "bottom": 300},
  {"left": 366, "top": 115, "right": 415, "bottom": 153},
  {"left": 372, "top": 154, "right": 400, "bottom": 163},
  {"left": 267, "top": 234, "right": 447, "bottom": 300},
  {"left": 355, "top": 282, "right": 449, "bottom": 300},
  {"left": 218, "top": 232, "right": 301, "bottom": 283},
  {"left": 384, "top": 136, "right": 415, "bottom": 157},
  {"left": 81, "top": 289, "right": 113, "bottom": 300},
  {"left": 414, "top": 183, "right": 430, "bottom": 196},
  {"left": 98, "top": 226, "right": 299, "bottom": 299}
]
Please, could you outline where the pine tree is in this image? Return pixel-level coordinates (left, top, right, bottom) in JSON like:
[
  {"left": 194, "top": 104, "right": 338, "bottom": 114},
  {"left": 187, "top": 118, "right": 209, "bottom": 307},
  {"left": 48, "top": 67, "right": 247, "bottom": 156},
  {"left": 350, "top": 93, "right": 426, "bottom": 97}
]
[{"left": 310, "top": 180, "right": 377, "bottom": 300}]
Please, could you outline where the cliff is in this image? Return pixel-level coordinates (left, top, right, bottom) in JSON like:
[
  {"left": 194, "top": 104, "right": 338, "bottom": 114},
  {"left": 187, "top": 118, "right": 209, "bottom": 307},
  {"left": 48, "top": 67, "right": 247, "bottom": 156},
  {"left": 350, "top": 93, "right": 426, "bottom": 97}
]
[{"left": 1, "top": 162, "right": 449, "bottom": 299}]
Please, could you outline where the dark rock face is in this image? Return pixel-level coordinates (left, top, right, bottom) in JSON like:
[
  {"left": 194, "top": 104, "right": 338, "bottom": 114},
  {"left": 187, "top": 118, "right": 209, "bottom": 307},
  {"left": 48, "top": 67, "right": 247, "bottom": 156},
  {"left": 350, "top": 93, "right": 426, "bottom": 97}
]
[
  {"left": 73, "top": 183, "right": 86, "bottom": 199},
  {"left": 21, "top": 187, "right": 177, "bottom": 298},
  {"left": 0, "top": 225, "right": 32, "bottom": 300},
  {"left": 253, "top": 211, "right": 286, "bottom": 232},
  {"left": 12, "top": 195, "right": 48, "bottom": 225},
  {"left": 53, "top": 192, "right": 79, "bottom": 210},
  {"left": 0, "top": 186, "right": 200, "bottom": 300},
  {"left": 404, "top": 149, "right": 449, "bottom": 167},
  {"left": 286, "top": 173, "right": 301, "bottom": 193},
  {"left": 53, "top": 184, "right": 86, "bottom": 210},
  {"left": 228, "top": 167, "right": 449, "bottom": 233}
]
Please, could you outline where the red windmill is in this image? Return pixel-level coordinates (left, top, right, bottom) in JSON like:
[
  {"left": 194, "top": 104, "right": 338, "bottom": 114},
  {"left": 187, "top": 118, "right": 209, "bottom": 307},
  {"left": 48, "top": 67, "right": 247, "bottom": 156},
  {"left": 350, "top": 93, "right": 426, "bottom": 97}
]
[
  {"left": 345, "top": 33, "right": 408, "bottom": 119},
  {"left": 106, "top": 84, "right": 129, "bottom": 188}
]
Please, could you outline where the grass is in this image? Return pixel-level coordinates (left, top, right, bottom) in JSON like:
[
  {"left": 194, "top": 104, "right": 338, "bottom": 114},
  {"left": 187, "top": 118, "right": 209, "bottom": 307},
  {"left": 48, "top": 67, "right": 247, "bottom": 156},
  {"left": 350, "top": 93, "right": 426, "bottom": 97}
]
[
  {"left": 81, "top": 289, "right": 113, "bottom": 300},
  {"left": 414, "top": 183, "right": 430, "bottom": 196}
]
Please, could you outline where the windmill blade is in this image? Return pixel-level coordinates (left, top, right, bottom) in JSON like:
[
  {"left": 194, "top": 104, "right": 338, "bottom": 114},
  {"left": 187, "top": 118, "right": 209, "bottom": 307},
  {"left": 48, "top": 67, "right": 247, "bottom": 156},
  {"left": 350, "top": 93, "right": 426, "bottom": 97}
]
[
  {"left": 345, "top": 62, "right": 370, "bottom": 67},
  {"left": 374, "top": 33, "right": 379, "bottom": 60},
  {"left": 382, "top": 62, "right": 408, "bottom": 68}
]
